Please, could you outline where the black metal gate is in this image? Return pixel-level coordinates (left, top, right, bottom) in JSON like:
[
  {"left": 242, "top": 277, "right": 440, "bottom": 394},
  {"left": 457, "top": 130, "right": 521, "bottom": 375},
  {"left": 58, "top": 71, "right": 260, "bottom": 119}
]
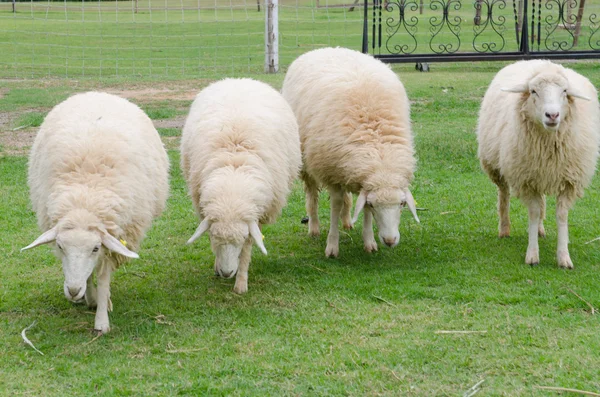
[{"left": 362, "top": 0, "right": 600, "bottom": 63}]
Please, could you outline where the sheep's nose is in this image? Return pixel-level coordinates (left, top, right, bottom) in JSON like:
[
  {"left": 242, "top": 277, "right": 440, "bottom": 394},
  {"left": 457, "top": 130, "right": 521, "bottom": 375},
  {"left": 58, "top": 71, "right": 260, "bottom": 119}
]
[
  {"left": 68, "top": 286, "right": 82, "bottom": 297},
  {"left": 383, "top": 237, "right": 398, "bottom": 247},
  {"left": 545, "top": 111, "right": 559, "bottom": 120},
  {"left": 219, "top": 269, "right": 235, "bottom": 278}
]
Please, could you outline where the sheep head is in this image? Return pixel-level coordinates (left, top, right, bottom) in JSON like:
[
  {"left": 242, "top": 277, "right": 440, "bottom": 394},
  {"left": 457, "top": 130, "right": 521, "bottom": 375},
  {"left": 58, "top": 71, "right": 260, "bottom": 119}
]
[
  {"left": 21, "top": 211, "right": 138, "bottom": 302},
  {"left": 502, "top": 71, "right": 590, "bottom": 132},
  {"left": 351, "top": 188, "right": 419, "bottom": 247},
  {"left": 187, "top": 218, "right": 266, "bottom": 278}
]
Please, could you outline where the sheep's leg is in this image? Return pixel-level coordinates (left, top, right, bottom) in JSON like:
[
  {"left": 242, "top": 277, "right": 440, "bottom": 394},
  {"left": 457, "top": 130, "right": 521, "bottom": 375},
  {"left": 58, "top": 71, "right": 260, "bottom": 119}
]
[
  {"left": 303, "top": 172, "right": 320, "bottom": 236},
  {"left": 538, "top": 195, "right": 546, "bottom": 237},
  {"left": 85, "top": 274, "right": 97, "bottom": 308},
  {"left": 94, "top": 262, "right": 112, "bottom": 333},
  {"left": 214, "top": 256, "right": 220, "bottom": 276},
  {"left": 495, "top": 176, "right": 511, "bottom": 238},
  {"left": 341, "top": 191, "right": 353, "bottom": 230},
  {"left": 233, "top": 237, "right": 253, "bottom": 294},
  {"left": 524, "top": 195, "right": 542, "bottom": 266},
  {"left": 325, "top": 185, "right": 343, "bottom": 258},
  {"left": 362, "top": 207, "right": 378, "bottom": 253},
  {"left": 556, "top": 191, "right": 574, "bottom": 269}
]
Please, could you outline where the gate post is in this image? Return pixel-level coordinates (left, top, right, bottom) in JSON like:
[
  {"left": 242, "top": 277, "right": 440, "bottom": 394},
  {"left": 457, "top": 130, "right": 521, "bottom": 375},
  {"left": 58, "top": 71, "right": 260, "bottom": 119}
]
[
  {"left": 265, "top": 0, "right": 279, "bottom": 73},
  {"left": 362, "top": 0, "right": 369, "bottom": 53}
]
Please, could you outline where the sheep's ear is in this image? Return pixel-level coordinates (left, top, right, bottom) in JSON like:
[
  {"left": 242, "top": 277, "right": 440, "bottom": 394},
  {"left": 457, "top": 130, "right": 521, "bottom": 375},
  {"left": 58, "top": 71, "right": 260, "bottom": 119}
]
[
  {"left": 249, "top": 221, "right": 267, "bottom": 255},
  {"left": 404, "top": 189, "right": 420, "bottom": 223},
  {"left": 566, "top": 88, "right": 591, "bottom": 101},
  {"left": 102, "top": 233, "right": 139, "bottom": 259},
  {"left": 351, "top": 190, "right": 369, "bottom": 225},
  {"left": 21, "top": 226, "right": 58, "bottom": 251},
  {"left": 501, "top": 84, "right": 529, "bottom": 94},
  {"left": 187, "top": 218, "right": 210, "bottom": 244}
]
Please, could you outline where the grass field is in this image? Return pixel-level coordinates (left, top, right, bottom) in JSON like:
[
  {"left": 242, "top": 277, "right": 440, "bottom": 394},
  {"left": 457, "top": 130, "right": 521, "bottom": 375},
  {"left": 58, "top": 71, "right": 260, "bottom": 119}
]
[
  {"left": 1, "top": 0, "right": 599, "bottom": 79},
  {"left": 1, "top": 60, "right": 600, "bottom": 395}
]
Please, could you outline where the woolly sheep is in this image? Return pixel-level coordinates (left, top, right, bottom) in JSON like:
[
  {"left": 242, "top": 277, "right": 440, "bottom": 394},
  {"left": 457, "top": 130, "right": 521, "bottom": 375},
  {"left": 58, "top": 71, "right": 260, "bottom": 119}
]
[
  {"left": 281, "top": 47, "right": 419, "bottom": 258},
  {"left": 181, "top": 78, "right": 301, "bottom": 294},
  {"left": 477, "top": 60, "right": 599, "bottom": 269},
  {"left": 22, "top": 92, "right": 169, "bottom": 333}
]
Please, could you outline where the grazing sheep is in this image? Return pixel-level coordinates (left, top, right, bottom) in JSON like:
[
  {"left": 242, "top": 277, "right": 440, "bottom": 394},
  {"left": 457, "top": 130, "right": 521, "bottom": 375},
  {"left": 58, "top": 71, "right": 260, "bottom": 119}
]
[
  {"left": 477, "top": 60, "right": 600, "bottom": 269},
  {"left": 181, "top": 78, "right": 301, "bottom": 294},
  {"left": 22, "top": 92, "right": 169, "bottom": 333},
  {"left": 281, "top": 47, "right": 419, "bottom": 258}
]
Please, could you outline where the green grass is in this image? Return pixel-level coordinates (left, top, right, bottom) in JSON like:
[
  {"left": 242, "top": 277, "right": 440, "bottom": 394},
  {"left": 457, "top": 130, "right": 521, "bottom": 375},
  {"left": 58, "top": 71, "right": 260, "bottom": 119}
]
[
  {"left": 1, "top": 62, "right": 600, "bottom": 395},
  {"left": 4, "top": 0, "right": 596, "bottom": 80},
  {"left": 143, "top": 106, "right": 180, "bottom": 120},
  {"left": 13, "top": 111, "right": 47, "bottom": 129},
  {"left": 157, "top": 127, "right": 181, "bottom": 137}
]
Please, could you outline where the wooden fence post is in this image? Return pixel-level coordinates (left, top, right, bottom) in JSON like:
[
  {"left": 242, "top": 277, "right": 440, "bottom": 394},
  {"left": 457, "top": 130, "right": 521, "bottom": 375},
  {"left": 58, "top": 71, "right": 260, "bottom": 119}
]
[{"left": 265, "top": 0, "right": 279, "bottom": 73}]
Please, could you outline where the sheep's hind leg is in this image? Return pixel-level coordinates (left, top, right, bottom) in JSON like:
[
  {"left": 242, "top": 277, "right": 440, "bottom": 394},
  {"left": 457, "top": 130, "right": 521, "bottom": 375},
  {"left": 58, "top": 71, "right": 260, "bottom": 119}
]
[
  {"left": 556, "top": 190, "right": 575, "bottom": 269},
  {"left": 233, "top": 237, "right": 253, "bottom": 294},
  {"left": 341, "top": 191, "right": 353, "bottom": 230},
  {"left": 303, "top": 172, "right": 320, "bottom": 236},
  {"left": 325, "top": 186, "right": 343, "bottom": 258},
  {"left": 362, "top": 207, "right": 378, "bottom": 253},
  {"left": 524, "top": 195, "right": 543, "bottom": 266},
  {"left": 94, "top": 262, "right": 113, "bottom": 333},
  {"left": 85, "top": 274, "right": 97, "bottom": 308}
]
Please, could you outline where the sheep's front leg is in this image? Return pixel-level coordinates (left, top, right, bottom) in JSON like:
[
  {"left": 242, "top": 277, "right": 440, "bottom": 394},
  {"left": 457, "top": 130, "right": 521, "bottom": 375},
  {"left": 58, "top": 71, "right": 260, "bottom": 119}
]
[
  {"left": 233, "top": 237, "right": 253, "bottom": 294},
  {"left": 303, "top": 172, "right": 320, "bottom": 236},
  {"left": 94, "top": 263, "right": 112, "bottom": 333},
  {"left": 524, "top": 195, "right": 542, "bottom": 266},
  {"left": 325, "top": 186, "right": 343, "bottom": 258},
  {"left": 341, "top": 191, "right": 353, "bottom": 230},
  {"left": 539, "top": 195, "right": 546, "bottom": 237},
  {"left": 556, "top": 191, "right": 574, "bottom": 269},
  {"left": 85, "top": 274, "right": 97, "bottom": 308},
  {"left": 362, "top": 207, "right": 378, "bottom": 253}
]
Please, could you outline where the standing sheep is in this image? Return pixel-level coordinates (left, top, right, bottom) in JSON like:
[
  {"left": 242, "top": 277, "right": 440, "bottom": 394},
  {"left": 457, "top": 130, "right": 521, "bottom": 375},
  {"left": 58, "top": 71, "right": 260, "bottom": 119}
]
[
  {"left": 477, "top": 60, "right": 599, "bottom": 269},
  {"left": 181, "top": 78, "right": 301, "bottom": 294},
  {"left": 22, "top": 92, "right": 169, "bottom": 333},
  {"left": 281, "top": 47, "right": 419, "bottom": 258}
]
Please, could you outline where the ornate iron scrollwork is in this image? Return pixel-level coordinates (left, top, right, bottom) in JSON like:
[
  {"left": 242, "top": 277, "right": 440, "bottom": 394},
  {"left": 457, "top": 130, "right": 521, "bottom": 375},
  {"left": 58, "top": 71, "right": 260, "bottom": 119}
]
[
  {"left": 384, "top": 0, "right": 419, "bottom": 55},
  {"left": 473, "top": 0, "right": 507, "bottom": 53},
  {"left": 429, "top": 0, "right": 462, "bottom": 54},
  {"left": 543, "top": 0, "right": 578, "bottom": 51},
  {"left": 590, "top": 13, "right": 600, "bottom": 50}
]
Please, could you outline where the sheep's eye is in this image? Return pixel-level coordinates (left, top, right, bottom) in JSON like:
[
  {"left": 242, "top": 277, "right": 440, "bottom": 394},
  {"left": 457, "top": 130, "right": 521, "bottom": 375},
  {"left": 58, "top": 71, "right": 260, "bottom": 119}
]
[
  {"left": 530, "top": 90, "right": 537, "bottom": 95},
  {"left": 92, "top": 246, "right": 100, "bottom": 253},
  {"left": 57, "top": 244, "right": 63, "bottom": 250}
]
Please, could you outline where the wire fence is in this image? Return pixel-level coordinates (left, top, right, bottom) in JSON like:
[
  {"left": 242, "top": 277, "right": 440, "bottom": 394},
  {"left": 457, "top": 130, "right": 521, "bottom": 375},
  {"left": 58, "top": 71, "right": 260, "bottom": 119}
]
[{"left": 0, "top": 0, "right": 364, "bottom": 79}]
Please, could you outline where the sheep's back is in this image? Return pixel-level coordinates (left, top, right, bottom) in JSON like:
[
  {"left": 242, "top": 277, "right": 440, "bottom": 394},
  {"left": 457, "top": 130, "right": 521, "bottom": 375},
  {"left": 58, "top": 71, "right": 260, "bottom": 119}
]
[
  {"left": 282, "top": 47, "right": 413, "bottom": 190},
  {"left": 181, "top": 78, "right": 301, "bottom": 220},
  {"left": 29, "top": 92, "right": 169, "bottom": 235}
]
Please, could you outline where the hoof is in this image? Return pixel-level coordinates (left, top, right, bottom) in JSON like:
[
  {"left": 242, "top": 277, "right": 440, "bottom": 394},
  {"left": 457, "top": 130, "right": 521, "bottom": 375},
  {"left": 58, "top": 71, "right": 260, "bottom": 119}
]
[
  {"left": 325, "top": 244, "right": 339, "bottom": 258},
  {"left": 364, "top": 241, "right": 378, "bottom": 253}
]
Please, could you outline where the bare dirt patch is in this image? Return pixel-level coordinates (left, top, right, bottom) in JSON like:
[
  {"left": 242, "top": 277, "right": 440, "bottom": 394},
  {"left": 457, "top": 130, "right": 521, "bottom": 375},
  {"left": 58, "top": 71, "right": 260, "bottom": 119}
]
[{"left": 104, "top": 88, "right": 198, "bottom": 102}]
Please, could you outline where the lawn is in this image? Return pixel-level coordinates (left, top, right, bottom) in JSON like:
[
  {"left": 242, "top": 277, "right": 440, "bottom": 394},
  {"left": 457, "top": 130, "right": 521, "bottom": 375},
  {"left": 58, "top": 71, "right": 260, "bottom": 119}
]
[{"left": 1, "top": 60, "right": 600, "bottom": 395}]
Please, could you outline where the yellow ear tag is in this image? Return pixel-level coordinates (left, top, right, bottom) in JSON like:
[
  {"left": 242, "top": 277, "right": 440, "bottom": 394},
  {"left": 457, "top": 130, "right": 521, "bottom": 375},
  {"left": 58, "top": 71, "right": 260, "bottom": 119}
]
[
  {"left": 262, "top": 234, "right": 265, "bottom": 240},
  {"left": 119, "top": 239, "right": 127, "bottom": 247}
]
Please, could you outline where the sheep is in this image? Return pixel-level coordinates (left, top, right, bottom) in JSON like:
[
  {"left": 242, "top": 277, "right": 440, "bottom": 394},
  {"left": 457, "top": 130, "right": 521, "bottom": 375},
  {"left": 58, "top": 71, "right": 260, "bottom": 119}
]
[
  {"left": 281, "top": 47, "right": 419, "bottom": 258},
  {"left": 21, "top": 92, "right": 169, "bottom": 333},
  {"left": 477, "top": 60, "right": 600, "bottom": 269},
  {"left": 181, "top": 78, "right": 301, "bottom": 294}
]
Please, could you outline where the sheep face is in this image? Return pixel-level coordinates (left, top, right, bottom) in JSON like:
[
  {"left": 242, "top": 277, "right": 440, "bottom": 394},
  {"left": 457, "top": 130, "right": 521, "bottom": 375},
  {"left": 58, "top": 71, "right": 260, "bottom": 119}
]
[
  {"left": 209, "top": 222, "right": 248, "bottom": 278},
  {"left": 57, "top": 228, "right": 103, "bottom": 302},
  {"left": 187, "top": 218, "right": 267, "bottom": 278},
  {"left": 21, "top": 215, "right": 140, "bottom": 302},
  {"left": 526, "top": 74, "right": 571, "bottom": 132},
  {"left": 352, "top": 188, "right": 420, "bottom": 247},
  {"left": 503, "top": 72, "right": 591, "bottom": 132}
]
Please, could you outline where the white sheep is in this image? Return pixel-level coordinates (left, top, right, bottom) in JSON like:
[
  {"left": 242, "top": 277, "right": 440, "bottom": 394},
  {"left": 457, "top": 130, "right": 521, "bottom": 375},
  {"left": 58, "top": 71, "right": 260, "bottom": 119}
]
[
  {"left": 477, "top": 60, "right": 600, "bottom": 269},
  {"left": 181, "top": 78, "right": 301, "bottom": 294},
  {"left": 281, "top": 47, "right": 419, "bottom": 258},
  {"left": 22, "top": 92, "right": 170, "bottom": 333}
]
